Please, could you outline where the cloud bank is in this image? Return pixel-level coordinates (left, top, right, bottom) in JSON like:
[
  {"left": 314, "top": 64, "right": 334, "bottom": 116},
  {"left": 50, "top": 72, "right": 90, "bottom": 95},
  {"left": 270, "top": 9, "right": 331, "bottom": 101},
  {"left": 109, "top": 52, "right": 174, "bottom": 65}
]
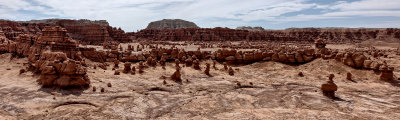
[{"left": 0, "top": 0, "right": 399, "bottom": 31}]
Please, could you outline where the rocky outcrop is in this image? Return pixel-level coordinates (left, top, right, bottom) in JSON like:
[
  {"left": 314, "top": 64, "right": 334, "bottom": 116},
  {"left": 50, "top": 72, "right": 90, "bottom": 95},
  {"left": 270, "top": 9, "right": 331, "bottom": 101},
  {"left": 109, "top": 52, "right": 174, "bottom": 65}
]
[
  {"left": 52, "top": 19, "right": 131, "bottom": 44},
  {"left": 2, "top": 19, "right": 131, "bottom": 44},
  {"left": 146, "top": 19, "right": 199, "bottom": 29},
  {"left": 0, "top": 20, "right": 42, "bottom": 40},
  {"left": 0, "top": 26, "right": 91, "bottom": 88},
  {"left": 35, "top": 51, "right": 90, "bottom": 87},
  {"left": 133, "top": 27, "right": 400, "bottom": 43}
]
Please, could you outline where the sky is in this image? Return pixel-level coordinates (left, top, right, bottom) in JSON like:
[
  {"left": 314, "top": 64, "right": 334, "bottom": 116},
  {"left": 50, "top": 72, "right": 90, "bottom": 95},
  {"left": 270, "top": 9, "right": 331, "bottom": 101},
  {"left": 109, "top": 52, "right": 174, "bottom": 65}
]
[{"left": 0, "top": 0, "right": 400, "bottom": 32}]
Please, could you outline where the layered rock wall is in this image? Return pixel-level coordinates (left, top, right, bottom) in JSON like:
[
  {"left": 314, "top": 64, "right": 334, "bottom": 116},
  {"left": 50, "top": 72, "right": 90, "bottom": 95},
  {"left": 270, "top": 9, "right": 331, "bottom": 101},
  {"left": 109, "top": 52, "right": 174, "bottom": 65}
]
[
  {"left": 2, "top": 19, "right": 131, "bottom": 44},
  {"left": 0, "top": 26, "right": 90, "bottom": 88},
  {"left": 133, "top": 28, "right": 400, "bottom": 43}
]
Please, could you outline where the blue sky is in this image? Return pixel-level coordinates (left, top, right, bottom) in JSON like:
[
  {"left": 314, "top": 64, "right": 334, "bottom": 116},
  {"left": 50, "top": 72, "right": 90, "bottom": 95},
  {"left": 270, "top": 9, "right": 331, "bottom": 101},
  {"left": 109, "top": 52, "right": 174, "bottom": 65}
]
[{"left": 0, "top": 0, "right": 400, "bottom": 32}]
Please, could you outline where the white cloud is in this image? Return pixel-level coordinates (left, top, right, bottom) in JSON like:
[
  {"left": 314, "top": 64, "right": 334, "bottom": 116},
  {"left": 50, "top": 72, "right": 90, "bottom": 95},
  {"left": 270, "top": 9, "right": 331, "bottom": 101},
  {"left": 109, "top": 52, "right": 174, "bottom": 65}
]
[
  {"left": 330, "top": 0, "right": 400, "bottom": 10},
  {"left": 0, "top": 0, "right": 399, "bottom": 31}
]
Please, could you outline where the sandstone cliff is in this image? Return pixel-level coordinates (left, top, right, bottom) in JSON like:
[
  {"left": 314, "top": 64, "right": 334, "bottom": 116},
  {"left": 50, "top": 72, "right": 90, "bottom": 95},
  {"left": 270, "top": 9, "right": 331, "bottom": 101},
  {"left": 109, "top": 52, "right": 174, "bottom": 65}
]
[
  {"left": 133, "top": 27, "right": 400, "bottom": 43},
  {"left": 1, "top": 19, "right": 131, "bottom": 44}
]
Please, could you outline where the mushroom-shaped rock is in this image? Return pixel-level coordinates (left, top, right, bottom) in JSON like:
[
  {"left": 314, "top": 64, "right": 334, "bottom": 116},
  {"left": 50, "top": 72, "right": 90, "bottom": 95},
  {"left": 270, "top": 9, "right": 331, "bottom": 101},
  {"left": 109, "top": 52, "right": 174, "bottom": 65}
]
[
  {"left": 171, "top": 67, "right": 182, "bottom": 82},
  {"left": 185, "top": 56, "right": 193, "bottom": 67},
  {"left": 193, "top": 59, "right": 200, "bottom": 70},
  {"left": 321, "top": 74, "right": 338, "bottom": 98},
  {"left": 138, "top": 61, "right": 144, "bottom": 73},
  {"left": 123, "top": 62, "right": 131, "bottom": 74},
  {"left": 346, "top": 72, "right": 352, "bottom": 81},
  {"left": 146, "top": 57, "right": 153, "bottom": 66},
  {"left": 228, "top": 67, "right": 234, "bottom": 76},
  {"left": 204, "top": 63, "right": 210, "bottom": 75},
  {"left": 175, "top": 59, "right": 180, "bottom": 67},
  {"left": 151, "top": 58, "right": 157, "bottom": 66},
  {"left": 223, "top": 62, "right": 228, "bottom": 70},
  {"left": 213, "top": 60, "right": 217, "bottom": 69},
  {"left": 113, "top": 59, "right": 119, "bottom": 68}
]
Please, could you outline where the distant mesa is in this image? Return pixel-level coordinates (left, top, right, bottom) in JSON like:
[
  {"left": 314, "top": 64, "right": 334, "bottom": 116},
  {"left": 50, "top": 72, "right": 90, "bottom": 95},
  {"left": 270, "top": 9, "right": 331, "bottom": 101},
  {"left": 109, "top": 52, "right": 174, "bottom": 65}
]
[
  {"left": 236, "top": 26, "right": 265, "bottom": 31},
  {"left": 17, "top": 19, "right": 110, "bottom": 26},
  {"left": 146, "top": 19, "right": 199, "bottom": 29}
]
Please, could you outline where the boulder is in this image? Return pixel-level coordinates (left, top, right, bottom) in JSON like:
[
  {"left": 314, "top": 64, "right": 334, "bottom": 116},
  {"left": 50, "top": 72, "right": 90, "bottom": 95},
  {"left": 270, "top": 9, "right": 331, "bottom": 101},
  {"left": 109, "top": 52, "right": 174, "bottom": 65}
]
[
  {"left": 342, "top": 53, "right": 355, "bottom": 67},
  {"left": 363, "top": 60, "right": 372, "bottom": 69},
  {"left": 253, "top": 51, "right": 263, "bottom": 61},
  {"left": 295, "top": 52, "right": 304, "bottom": 63},
  {"left": 278, "top": 52, "right": 288, "bottom": 62},
  {"left": 379, "top": 65, "right": 394, "bottom": 81},
  {"left": 225, "top": 56, "right": 236, "bottom": 64},
  {"left": 370, "top": 61, "right": 381, "bottom": 70},
  {"left": 286, "top": 53, "right": 296, "bottom": 63},
  {"left": 271, "top": 53, "right": 279, "bottom": 61},
  {"left": 352, "top": 53, "right": 366, "bottom": 68},
  {"left": 243, "top": 53, "right": 254, "bottom": 63},
  {"left": 234, "top": 52, "right": 243, "bottom": 64}
]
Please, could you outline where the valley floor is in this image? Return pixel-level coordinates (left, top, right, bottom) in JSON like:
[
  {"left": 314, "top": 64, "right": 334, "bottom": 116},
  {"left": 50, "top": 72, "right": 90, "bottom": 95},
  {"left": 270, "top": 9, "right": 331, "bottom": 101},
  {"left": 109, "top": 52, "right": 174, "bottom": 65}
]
[{"left": 0, "top": 53, "right": 400, "bottom": 119}]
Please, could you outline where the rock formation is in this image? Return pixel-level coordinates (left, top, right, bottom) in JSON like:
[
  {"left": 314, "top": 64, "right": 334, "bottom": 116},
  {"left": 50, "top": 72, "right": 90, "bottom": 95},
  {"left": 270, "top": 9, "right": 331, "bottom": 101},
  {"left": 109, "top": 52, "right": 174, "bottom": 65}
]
[
  {"left": 146, "top": 19, "right": 199, "bottom": 29},
  {"left": 114, "top": 70, "right": 120, "bottom": 75},
  {"left": 347, "top": 72, "right": 352, "bottom": 81},
  {"left": 138, "top": 61, "right": 144, "bottom": 73},
  {"left": 123, "top": 62, "right": 131, "bottom": 74},
  {"left": 35, "top": 26, "right": 79, "bottom": 58},
  {"left": 3, "top": 19, "right": 131, "bottom": 44},
  {"left": 204, "top": 63, "right": 210, "bottom": 75},
  {"left": 36, "top": 51, "right": 90, "bottom": 87},
  {"left": 321, "top": 74, "right": 338, "bottom": 98},
  {"left": 193, "top": 59, "right": 200, "bottom": 70},
  {"left": 298, "top": 72, "right": 304, "bottom": 77},
  {"left": 228, "top": 67, "right": 234, "bottom": 76},
  {"left": 223, "top": 62, "right": 228, "bottom": 70},
  {"left": 133, "top": 27, "right": 400, "bottom": 43},
  {"left": 171, "top": 67, "right": 182, "bottom": 82},
  {"left": 131, "top": 66, "right": 136, "bottom": 75},
  {"left": 379, "top": 64, "right": 394, "bottom": 81}
]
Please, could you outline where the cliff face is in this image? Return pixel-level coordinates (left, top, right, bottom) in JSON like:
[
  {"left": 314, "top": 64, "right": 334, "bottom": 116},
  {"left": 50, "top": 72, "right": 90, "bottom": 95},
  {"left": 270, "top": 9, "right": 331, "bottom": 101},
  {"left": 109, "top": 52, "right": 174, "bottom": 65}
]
[
  {"left": 146, "top": 19, "right": 199, "bottom": 29},
  {"left": 1, "top": 19, "right": 130, "bottom": 44},
  {"left": 0, "top": 20, "right": 42, "bottom": 40},
  {"left": 133, "top": 27, "right": 400, "bottom": 43},
  {"left": 54, "top": 20, "right": 113, "bottom": 44}
]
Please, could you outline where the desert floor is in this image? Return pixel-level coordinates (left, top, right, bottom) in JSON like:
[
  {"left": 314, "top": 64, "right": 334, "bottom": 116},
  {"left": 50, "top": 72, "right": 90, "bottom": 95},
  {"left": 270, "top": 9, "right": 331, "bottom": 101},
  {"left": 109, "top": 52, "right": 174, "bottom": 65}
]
[{"left": 1, "top": 43, "right": 400, "bottom": 120}]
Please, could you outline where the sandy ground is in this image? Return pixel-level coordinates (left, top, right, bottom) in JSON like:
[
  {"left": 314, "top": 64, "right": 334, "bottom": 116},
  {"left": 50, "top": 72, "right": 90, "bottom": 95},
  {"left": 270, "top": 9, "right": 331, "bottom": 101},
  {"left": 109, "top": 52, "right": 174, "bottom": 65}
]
[{"left": 0, "top": 47, "right": 400, "bottom": 120}]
